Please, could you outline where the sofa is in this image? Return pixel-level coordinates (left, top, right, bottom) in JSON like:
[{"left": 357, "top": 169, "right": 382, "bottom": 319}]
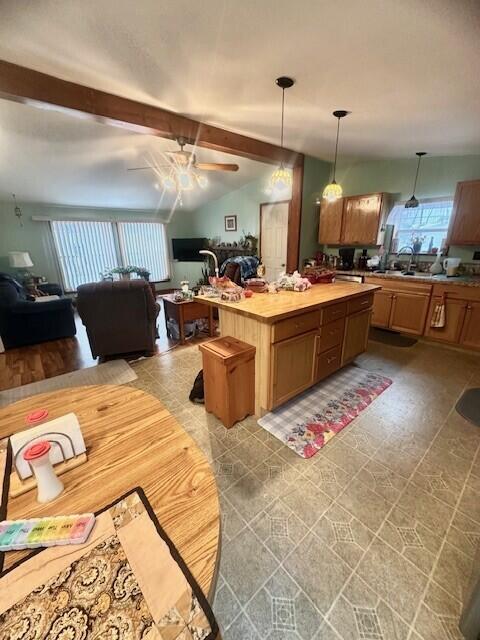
[
  {"left": 0, "top": 273, "right": 76, "bottom": 349},
  {"left": 76, "top": 280, "right": 160, "bottom": 358}
]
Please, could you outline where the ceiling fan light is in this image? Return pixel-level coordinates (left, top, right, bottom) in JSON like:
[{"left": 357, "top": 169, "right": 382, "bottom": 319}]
[
  {"left": 178, "top": 171, "right": 194, "bottom": 191},
  {"left": 270, "top": 165, "right": 292, "bottom": 192},
  {"left": 196, "top": 174, "right": 208, "bottom": 189},
  {"left": 322, "top": 181, "right": 343, "bottom": 202},
  {"left": 162, "top": 176, "right": 177, "bottom": 191}
]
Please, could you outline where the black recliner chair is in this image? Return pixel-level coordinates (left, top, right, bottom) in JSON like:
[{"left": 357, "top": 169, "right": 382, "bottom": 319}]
[{"left": 0, "top": 273, "right": 76, "bottom": 349}]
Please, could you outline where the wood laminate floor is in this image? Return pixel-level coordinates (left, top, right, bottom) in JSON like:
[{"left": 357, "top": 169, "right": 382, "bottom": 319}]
[{"left": 0, "top": 302, "right": 213, "bottom": 391}]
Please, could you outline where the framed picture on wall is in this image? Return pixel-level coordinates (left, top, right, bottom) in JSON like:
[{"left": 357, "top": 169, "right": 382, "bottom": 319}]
[{"left": 224, "top": 215, "right": 237, "bottom": 232}]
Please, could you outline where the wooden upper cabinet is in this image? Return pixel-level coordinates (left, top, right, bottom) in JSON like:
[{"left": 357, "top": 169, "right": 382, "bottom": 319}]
[
  {"left": 318, "top": 198, "right": 343, "bottom": 244},
  {"left": 448, "top": 179, "right": 480, "bottom": 245},
  {"left": 342, "top": 194, "right": 384, "bottom": 245}
]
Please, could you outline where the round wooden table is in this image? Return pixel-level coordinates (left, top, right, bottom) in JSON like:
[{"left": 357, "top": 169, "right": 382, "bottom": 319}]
[{"left": 0, "top": 385, "right": 220, "bottom": 598}]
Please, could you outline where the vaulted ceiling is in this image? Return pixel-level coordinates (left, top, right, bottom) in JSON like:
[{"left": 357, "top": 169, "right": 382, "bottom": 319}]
[
  {"left": 1, "top": 0, "right": 479, "bottom": 160},
  {"left": 0, "top": 100, "right": 270, "bottom": 210}
]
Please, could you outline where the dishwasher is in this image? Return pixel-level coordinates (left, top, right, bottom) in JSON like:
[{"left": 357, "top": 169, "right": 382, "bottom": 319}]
[{"left": 335, "top": 273, "right": 364, "bottom": 283}]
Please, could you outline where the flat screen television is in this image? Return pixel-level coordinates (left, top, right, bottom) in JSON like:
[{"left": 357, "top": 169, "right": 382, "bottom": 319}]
[{"left": 172, "top": 238, "right": 207, "bottom": 262}]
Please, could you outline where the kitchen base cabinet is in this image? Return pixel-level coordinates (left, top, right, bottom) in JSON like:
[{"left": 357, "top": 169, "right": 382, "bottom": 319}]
[
  {"left": 460, "top": 302, "right": 480, "bottom": 349},
  {"left": 342, "top": 309, "right": 371, "bottom": 365},
  {"left": 425, "top": 298, "right": 467, "bottom": 344},
  {"left": 366, "top": 278, "right": 432, "bottom": 336},
  {"left": 371, "top": 290, "right": 393, "bottom": 328},
  {"left": 390, "top": 292, "right": 430, "bottom": 335}
]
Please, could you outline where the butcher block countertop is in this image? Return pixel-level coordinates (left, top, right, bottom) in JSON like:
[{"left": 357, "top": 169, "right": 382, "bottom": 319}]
[{"left": 195, "top": 282, "right": 380, "bottom": 322}]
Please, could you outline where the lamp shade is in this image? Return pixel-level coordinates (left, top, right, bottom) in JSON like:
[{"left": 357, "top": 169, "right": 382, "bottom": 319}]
[{"left": 9, "top": 251, "right": 33, "bottom": 268}]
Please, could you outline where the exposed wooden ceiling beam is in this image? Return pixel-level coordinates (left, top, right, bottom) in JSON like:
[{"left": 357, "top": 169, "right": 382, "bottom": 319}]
[{"left": 0, "top": 59, "right": 303, "bottom": 167}]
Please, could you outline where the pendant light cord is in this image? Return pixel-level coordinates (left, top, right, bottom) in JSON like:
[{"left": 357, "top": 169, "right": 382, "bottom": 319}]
[
  {"left": 411, "top": 154, "right": 422, "bottom": 195},
  {"left": 332, "top": 116, "right": 340, "bottom": 181},
  {"left": 280, "top": 88, "right": 285, "bottom": 150}
]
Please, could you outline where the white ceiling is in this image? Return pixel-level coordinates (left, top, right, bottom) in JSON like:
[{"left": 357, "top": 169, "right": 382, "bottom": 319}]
[
  {"left": 0, "top": 0, "right": 479, "bottom": 160},
  {"left": 0, "top": 100, "right": 269, "bottom": 210}
]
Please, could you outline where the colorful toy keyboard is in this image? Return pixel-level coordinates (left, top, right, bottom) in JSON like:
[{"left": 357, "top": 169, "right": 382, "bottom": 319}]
[{"left": 0, "top": 514, "right": 95, "bottom": 551}]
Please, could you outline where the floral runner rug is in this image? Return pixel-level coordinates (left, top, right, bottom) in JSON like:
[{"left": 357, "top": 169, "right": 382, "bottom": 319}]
[
  {"left": 0, "top": 488, "right": 218, "bottom": 640},
  {"left": 258, "top": 365, "right": 392, "bottom": 459}
]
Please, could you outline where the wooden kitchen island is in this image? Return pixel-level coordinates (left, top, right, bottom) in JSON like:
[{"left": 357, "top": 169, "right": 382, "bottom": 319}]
[{"left": 196, "top": 282, "right": 380, "bottom": 415}]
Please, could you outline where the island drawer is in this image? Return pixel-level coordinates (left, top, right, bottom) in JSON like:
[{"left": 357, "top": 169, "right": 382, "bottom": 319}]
[
  {"left": 316, "top": 344, "right": 342, "bottom": 381},
  {"left": 318, "top": 318, "right": 345, "bottom": 353},
  {"left": 272, "top": 310, "right": 320, "bottom": 343},
  {"left": 320, "top": 301, "right": 347, "bottom": 325},
  {"left": 347, "top": 293, "right": 374, "bottom": 315}
]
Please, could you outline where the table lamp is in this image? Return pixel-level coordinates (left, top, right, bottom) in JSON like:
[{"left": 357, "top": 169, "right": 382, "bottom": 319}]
[{"left": 9, "top": 251, "right": 34, "bottom": 281}]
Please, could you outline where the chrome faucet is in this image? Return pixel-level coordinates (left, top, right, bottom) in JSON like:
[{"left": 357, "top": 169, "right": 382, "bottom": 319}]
[{"left": 397, "top": 246, "right": 415, "bottom": 272}]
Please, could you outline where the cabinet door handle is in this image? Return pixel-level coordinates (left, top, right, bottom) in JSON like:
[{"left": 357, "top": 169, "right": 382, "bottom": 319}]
[
  {"left": 327, "top": 355, "right": 337, "bottom": 364},
  {"left": 359, "top": 299, "right": 370, "bottom": 306}
]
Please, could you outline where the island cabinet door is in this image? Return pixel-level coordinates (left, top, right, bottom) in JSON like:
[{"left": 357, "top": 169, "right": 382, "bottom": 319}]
[
  {"left": 270, "top": 330, "right": 317, "bottom": 408},
  {"left": 342, "top": 309, "right": 371, "bottom": 365}
]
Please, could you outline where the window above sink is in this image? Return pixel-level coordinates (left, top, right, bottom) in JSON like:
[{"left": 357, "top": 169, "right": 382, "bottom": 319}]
[{"left": 387, "top": 198, "right": 453, "bottom": 255}]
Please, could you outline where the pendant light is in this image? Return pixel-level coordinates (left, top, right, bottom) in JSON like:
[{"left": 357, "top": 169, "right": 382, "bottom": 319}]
[
  {"left": 405, "top": 152, "right": 427, "bottom": 208},
  {"left": 323, "top": 110, "right": 349, "bottom": 202},
  {"left": 270, "top": 76, "right": 294, "bottom": 191}
]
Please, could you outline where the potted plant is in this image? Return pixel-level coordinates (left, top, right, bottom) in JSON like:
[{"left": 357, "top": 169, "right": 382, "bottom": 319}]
[
  {"left": 134, "top": 267, "right": 150, "bottom": 281},
  {"left": 411, "top": 234, "right": 426, "bottom": 254},
  {"left": 109, "top": 266, "right": 136, "bottom": 280}
]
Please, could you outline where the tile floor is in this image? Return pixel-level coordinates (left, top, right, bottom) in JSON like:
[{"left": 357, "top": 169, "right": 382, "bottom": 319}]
[{"left": 128, "top": 338, "right": 480, "bottom": 640}]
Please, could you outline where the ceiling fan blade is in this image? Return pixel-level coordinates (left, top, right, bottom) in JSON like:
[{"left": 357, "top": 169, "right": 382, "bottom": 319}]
[
  {"left": 127, "top": 165, "right": 170, "bottom": 171},
  {"left": 194, "top": 162, "right": 239, "bottom": 172}
]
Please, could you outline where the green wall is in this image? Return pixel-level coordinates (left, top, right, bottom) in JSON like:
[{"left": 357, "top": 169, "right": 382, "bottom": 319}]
[
  {"left": 191, "top": 156, "right": 332, "bottom": 270},
  {"left": 299, "top": 155, "right": 332, "bottom": 266},
  {"left": 321, "top": 154, "right": 480, "bottom": 264},
  {"left": 336, "top": 155, "right": 480, "bottom": 200},
  {"left": 0, "top": 202, "right": 198, "bottom": 289}
]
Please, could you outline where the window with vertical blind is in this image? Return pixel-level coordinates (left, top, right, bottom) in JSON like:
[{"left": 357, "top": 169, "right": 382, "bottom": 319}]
[
  {"left": 118, "top": 222, "right": 169, "bottom": 282},
  {"left": 51, "top": 220, "right": 170, "bottom": 291}
]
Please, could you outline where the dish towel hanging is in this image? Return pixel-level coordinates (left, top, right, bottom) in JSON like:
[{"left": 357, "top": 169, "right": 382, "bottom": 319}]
[{"left": 430, "top": 296, "right": 446, "bottom": 328}]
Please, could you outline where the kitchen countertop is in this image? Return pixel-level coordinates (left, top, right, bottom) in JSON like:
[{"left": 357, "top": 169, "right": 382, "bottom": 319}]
[
  {"left": 336, "top": 270, "right": 480, "bottom": 287},
  {"left": 195, "top": 281, "right": 379, "bottom": 322}
]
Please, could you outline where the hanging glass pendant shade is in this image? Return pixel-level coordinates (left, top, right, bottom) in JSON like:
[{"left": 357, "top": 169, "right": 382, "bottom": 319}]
[
  {"left": 405, "top": 152, "right": 427, "bottom": 208},
  {"left": 270, "top": 77, "right": 294, "bottom": 192},
  {"left": 323, "top": 110, "right": 349, "bottom": 202}
]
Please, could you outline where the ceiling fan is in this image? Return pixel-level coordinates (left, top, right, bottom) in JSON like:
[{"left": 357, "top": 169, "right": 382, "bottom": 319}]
[{"left": 127, "top": 137, "right": 239, "bottom": 173}]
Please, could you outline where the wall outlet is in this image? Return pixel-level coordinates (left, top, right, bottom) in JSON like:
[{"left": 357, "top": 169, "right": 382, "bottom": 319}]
[{"left": 473, "top": 251, "right": 480, "bottom": 261}]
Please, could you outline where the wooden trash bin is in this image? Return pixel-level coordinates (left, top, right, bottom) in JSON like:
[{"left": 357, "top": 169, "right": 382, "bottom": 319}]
[{"left": 199, "top": 336, "right": 255, "bottom": 428}]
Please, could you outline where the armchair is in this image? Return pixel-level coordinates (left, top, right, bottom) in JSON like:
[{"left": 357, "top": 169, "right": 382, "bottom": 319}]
[
  {"left": 76, "top": 280, "right": 160, "bottom": 358},
  {"left": 0, "top": 273, "right": 76, "bottom": 349}
]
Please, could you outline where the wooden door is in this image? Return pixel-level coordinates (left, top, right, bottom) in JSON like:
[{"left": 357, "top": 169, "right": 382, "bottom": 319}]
[
  {"left": 371, "top": 290, "right": 393, "bottom": 328},
  {"left": 342, "top": 194, "right": 382, "bottom": 245},
  {"left": 389, "top": 292, "right": 430, "bottom": 335},
  {"left": 342, "top": 309, "right": 371, "bottom": 365},
  {"left": 460, "top": 302, "right": 480, "bottom": 350},
  {"left": 448, "top": 180, "right": 480, "bottom": 245},
  {"left": 260, "top": 201, "right": 289, "bottom": 281},
  {"left": 318, "top": 198, "right": 344, "bottom": 244},
  {"left": 424, "top": 297, "right": 467, "bottom": 344},
  {"left": 271, "top": 330, "right": 316, "bottom": 408}
]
